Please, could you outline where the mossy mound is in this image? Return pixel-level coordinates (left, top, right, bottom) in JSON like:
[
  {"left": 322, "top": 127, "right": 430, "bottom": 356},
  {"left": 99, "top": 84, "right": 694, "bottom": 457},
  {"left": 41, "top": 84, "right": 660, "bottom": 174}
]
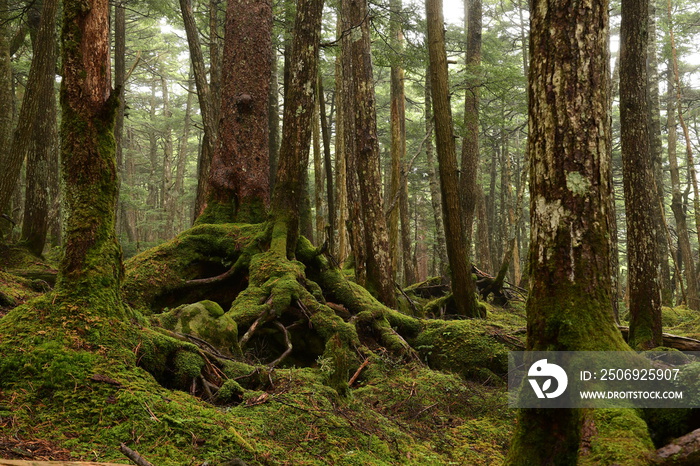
[
  {"left": 155, "top": 300, "right": 241, "bottom": 357},
  {"left": 0, "top": 245, "right": 57, "bottom": 290},
  {"left": 578, "top": 409, "right": 656, "bottom": 465},
  {"left": 122, "top": 223, "right": 263, "bottom": 312},
  {"left": 662, "top": 305, "right": 699, "bottom": 329},
  {"left": 0, "top": 270, "right": 45, "bottom": 315},
  {"left": 413, "top": 318, "right": 513, "bottom": 383}
]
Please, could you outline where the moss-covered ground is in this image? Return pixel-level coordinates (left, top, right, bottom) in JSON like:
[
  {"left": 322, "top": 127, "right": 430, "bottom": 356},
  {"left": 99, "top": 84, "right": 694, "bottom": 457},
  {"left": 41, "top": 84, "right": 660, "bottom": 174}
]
[{"left": 4, "top": 231, "right": 699, "bottom": 464}]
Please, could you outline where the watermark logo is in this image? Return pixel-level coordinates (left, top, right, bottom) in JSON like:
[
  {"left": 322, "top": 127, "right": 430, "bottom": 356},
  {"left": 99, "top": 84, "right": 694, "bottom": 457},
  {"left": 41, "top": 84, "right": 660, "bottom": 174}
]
[{"left": 528, "top": 359, "right": 568, "bottom": 399}]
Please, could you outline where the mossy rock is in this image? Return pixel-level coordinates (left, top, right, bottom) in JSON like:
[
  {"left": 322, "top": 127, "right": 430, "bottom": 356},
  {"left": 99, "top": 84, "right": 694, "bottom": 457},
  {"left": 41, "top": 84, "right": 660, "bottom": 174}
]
[{"left": 155, "top": 300, "right": 241, "bottom": 356}]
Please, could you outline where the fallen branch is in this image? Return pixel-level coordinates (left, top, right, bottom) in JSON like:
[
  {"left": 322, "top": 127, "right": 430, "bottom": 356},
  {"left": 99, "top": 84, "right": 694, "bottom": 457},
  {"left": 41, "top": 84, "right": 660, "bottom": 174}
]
[
  {"left": 119, "top": 443, "right": 153, "bottom": 466},
  {"left": 348, "top": 358, "right": 370, "bottom": 386}
]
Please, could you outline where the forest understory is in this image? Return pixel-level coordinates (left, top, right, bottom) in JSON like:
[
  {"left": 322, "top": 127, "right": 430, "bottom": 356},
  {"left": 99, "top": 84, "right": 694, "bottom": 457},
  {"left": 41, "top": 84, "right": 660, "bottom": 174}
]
[{"left": 2, "top": 227, "right": 700, "bottom": 466}]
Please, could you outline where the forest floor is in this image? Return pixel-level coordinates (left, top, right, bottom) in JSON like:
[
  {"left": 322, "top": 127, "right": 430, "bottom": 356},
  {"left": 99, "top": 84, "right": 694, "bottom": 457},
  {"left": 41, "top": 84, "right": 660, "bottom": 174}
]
[{"left": 1, "top": 242, "right": 699, "bottom": 465}]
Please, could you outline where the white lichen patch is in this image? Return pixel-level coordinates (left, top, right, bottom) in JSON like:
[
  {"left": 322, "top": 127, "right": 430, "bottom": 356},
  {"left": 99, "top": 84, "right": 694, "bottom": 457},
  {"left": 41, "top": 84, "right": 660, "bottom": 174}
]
[{"left": 566, "top": 171, "right": 591, "bottom": 196}]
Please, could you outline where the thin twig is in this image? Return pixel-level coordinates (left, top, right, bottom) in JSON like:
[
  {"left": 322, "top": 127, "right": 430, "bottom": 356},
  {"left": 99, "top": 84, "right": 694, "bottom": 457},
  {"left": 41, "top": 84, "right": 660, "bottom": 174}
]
[
  {"left": 120, "top": 443, "right": 154, "bottom": 466},
  {"left": 348, "top": 359, "right": 370, "bottom": 386}
]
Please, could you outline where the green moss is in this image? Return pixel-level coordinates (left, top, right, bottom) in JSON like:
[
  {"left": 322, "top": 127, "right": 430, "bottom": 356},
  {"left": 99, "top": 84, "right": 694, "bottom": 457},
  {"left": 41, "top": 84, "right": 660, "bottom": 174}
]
[
  {"left": 174, "top": 350, "right": 205, "bottom": 382},
  {"left": 579, "top": 409, "right": 655, "bottom": 465},
  {"left": 156, "top": 301, "right": 240, "bottom": 357},
  {"left": 123, "top": 223, "right": 262, "bottom": 312},
  {"left": 413, "top": 320, "right": 511, "bottom": 383},
  {"left": 217, "top": 379, "right": 245, "bottom": 403}
]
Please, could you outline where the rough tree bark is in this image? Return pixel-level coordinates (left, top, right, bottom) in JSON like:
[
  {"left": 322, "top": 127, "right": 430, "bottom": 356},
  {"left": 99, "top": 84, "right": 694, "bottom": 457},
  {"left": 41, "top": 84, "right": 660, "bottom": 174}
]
[
  {"left": 667, "top": 76, "right": 699, "bottom": 309},
  {"left": 270, "top": 0, "right": 324, "bottom": 258},
  {"left": 318, "top": 75, "right": 336, "bottom": 255},
  {"left": 0, "top": 0, "right": 14, "bottom": 234},
  {"left": 200, "top": 0, "right": 272, "bottom": 224},
  {"left": 58, "top": 0, "right": 126, "bottom": 317},
  {"left": 179, "top": 0, "right": 217, "bottom": 221},
  {"left": 426, "top": 0, "right": 481, "bottom": 317},
  {"left": 162, "top": 76, "right": 175, "bottom": 239},
  {"left": 424, "top": 69, "right": 448, "bottom": 277},
  {"left": 21, "top": 0, "right": 59, "bottom": 256},
  {"left": 341, "top": 0, "right": 396, "bottom": 306},
  {"left": 620, "top": 0, "right": 662, "bottom": 349},
  {"left": 506, "top": 0, "right": 630, "bottom": 460},
  {"left": 647, "top": 0, "right": 672, "bottom": 306},
  {"left": 461, "top": 0, "right": 481, "bottom": 256}
]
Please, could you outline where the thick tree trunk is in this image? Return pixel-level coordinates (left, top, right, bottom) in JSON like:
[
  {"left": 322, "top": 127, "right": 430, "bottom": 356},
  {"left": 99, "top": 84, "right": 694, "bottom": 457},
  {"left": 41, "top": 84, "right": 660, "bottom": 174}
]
[
  {"left": 424, "top": 71, "right": 448, "bottom": 277},
  {"left": 270, "top": 0, "right": 324, "bottom": 257},
  {"left": 201, "top": 0, "right": 272, "bottom": 224},
  {"left": 461, "top": 0, "right": 481, "bottom": 256},
  {"left": 0, "top": 0, "right": 59, "bottom": 225},
  {"left": 389, "top": 0, "right": 416, "bottom": 286},
  {"left": 21, "top": 0, "right": 59, "bottom": 256},
  {"left": 59, "top": 0, "right": 126, "bottom": 317},
  {"left": 269, "top": 37, "right": 280, "bottom": 189},
  {"left": 426, "top": 0, "right": 481, "bottom": 317},
  {"left": 0, "top": 0, "right": 13, "bottom": 228},
  {"left": 620, "top": 0, "right": 662, "bottom": 349},
  {"left": 647, "top": 0, "right": 672, "bottom": 306},
  {"left": 341, "top": 0, "right": 395, "bottom": 306},
  {"left": 506, "top": 0, "right": 629, "bottom": 460},
  {"left": 114, "top": 0, "right": 135, "bottom": 244}
]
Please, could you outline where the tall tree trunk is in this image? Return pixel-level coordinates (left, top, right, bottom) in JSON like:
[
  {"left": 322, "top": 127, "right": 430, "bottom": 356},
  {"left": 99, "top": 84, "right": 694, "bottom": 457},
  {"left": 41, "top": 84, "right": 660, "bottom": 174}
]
[
  {"left": 114, "top": 0, "right": 135, "bottom": 244},
  {"left": 424, "top": 70, "right": 448, "bottom": 277},
  {"left": 318, "top": 75, "right": 335, "bottom": 255},
  {"left": 335, "top": 19, "right": 350, "bottom": 266},
  {"left": 162, "top": 76, "right": 175, "bottom": 239},
  {"left": 270, "top": 0, "right": 324, "bottom": 258},
  {"left": 0, "top": 0, "right": 59, "bottom": 224},
  {"left": 461, "top": 0, "right": 482, "bottom": 255},
  {"left": 474, "top": 185, "right": 492, "bottom": 272},
  {"left": 0, "top": 0, "right": 13, "bottom": 232},
  {"left": 426, "top": 0, "right": 482, "bottom": 317},
  {"left": 666, "top": 0, "right": 700, "bottom": 258},
  {"left": 175, "top": 72, "right": 195, "bottom": 234},
  {"left": 21, "top": 0, "right": 59, "bottom": 256},
  {"left": 202, "top": 0, "right": 272, "bottom": 224},
  {"left": 341, "top": 0, "right": 395, "bottom": 305},
  {"left": 620, "top": 0, "right": 662, "bottom": 349},
  {"left": 313, "top": 96, "right": 324, "bottom": 243},
  {"left": 647, "top": 0, "right": 672, "bottom": 306},
  {"left": 506, "top": 0, "right": 629, "bottom": 459},
  {"left": 269, "top": 37, "right": 280, "bottom": 189},
  {"left": 179, "top": 0, "right": 216, "bottom": 221},
  {"left": 146, "top": 80, "right": 159, "bottom": 241},
  {"left": 667, "top": 75, "right": 699, "bottom": 310},
  {"left": 58, "top": 0, "right": 126, "bottom": 317},
  {"left": 388, "top": 0, "right": 416, "bottom": 286}
]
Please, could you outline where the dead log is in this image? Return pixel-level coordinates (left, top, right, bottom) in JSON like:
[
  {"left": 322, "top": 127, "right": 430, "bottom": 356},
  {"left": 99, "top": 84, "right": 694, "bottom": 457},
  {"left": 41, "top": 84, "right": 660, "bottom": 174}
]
[
  {"left": 654, "top": 427, "right": 700, "bottom": 465},
  {"left": 617, "top": 326, "right": 700, "bottom": 351}
]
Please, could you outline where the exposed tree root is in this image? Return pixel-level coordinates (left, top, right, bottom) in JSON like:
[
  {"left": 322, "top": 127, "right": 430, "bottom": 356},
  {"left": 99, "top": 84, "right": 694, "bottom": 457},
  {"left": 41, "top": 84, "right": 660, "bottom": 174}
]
[{"left": 122, "top": 221, "right": 515, "bottom": 404}]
